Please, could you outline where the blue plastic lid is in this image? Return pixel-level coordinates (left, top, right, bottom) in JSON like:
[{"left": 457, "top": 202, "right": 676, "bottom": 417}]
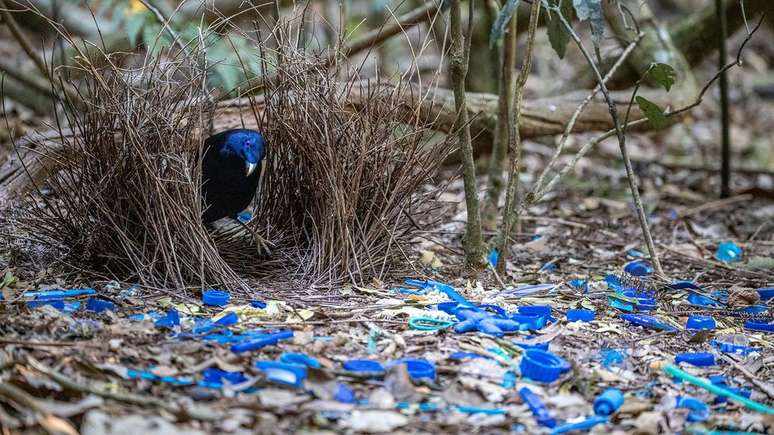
[
  {"left": 593, "top": 388, "right": 624, "bottom": 416},
  {"left": 715, "top": 241, "right": 742, "bottom": 263},
  {"left": 519, "top": 349, "right": 571, "bottom": 383},
  {"left": 566, "top": 309, "right": 595, "bottom": 322},
  {"left": 391, "top": 358, "right": 436, "bottom": 381},
  {"left": 85, "top": 296, "right": 116, "bottom": 313},
  {"left": 343, "top": 359, "right": 385, "bottom": 374},
  {"left": 675, "top": 352, "right": 716, "bottom": 367},
  {"left": 686, "top": 315, "right": 716, "bottom": 331},
  {"left": 202, "top": 289, "right": 230, "bottom": 307},
  {"left": 743, "top": 319, "right": 774, "bottom": 333}
]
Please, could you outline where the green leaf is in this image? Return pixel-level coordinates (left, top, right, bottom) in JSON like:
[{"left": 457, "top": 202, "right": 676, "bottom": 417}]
[
  {"left": 546, "top": 0, "right": 574, "bottom": 59},
  {"left": 0, "top": 270, "right": 16, "bottom": 289},
  {"left": 489, "top": 0, "right": 520, "bottom": 48},
  {"left": 573, "top": 0, "right": 603, "bottom": 55},
  {"left": 647, "top": 63, "right": 676, "bottom": 92},
  {"left": 635, "top": 96, "right": 667, "bottom": 129},
  {"left": 125, "top": 13, "right": 147, "bottom": 47}
]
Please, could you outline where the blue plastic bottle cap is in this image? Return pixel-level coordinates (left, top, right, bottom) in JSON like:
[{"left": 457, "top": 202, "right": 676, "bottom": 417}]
[
  {"left": 202, "top": 289, "right": 230, "bottom": 307},
  {"left": 675, "top": 352, "right": 716, "bottom": 367},
  {"left": 566, "top": 309, "right": 595, "bottom": 322},
  {"left": 519, "top": 349, "right": 571, "bottom": 383},
  {"left": 686, "top": 315, "right": 716, "bottom": 331},
  {"left": 391, "top": 358, "right": 436, "bottom": 381},
  {"left": 715, "top": 241, "right": 742, "bottom": 263},
  {"left": 85, "top": 296, "right": 116, "bottom": 313},
  {"left": 744, "top": 319, "right": 774, "bottom": 333},
  {"left": 593, "top": 388, "right": 624, "bottom": 416},
  {"left": 342, "top": 359, "right": 385, "bottom": 375}
]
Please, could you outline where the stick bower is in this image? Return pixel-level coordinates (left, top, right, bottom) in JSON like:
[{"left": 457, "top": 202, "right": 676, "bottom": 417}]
[{"left": 8, "top": 37, "right": 454, "bottom": 289}]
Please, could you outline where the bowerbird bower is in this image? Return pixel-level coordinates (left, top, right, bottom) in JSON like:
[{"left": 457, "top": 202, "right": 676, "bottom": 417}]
[{"left": 8, "top": 22, "right": 455, "bottom": 293}]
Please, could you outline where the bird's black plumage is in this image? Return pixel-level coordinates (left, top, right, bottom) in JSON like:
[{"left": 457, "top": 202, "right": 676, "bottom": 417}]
[{"left": 201, "top": 128, "right": 266, "bottom": 224}]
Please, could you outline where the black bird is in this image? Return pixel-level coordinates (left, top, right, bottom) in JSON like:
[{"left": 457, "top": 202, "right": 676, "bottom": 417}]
[
  {"left": 201, "top": 128, "right": 271, "bottom": 251},
  {"left": 201, "top": 128, "right": 266, "bottom": 223}
]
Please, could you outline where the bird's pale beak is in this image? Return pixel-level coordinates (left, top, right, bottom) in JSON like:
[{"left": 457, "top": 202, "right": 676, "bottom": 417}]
[{"left": 246, "top": 162, "right": 257, "bottom": 176}]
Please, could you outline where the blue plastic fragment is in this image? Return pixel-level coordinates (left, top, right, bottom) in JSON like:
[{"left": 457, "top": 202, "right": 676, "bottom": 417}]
[
  {"left": 513, "top": 340, "right": 550, "bottom": 352},
  {"left": 230, "top": 329, "right": 293, "bottom": 353},
  {"left": 237, "top": 211, "right": 252, "bottom": 222},
  {"left": 601, "top": 349, "right": 626, "bottom": 369},
  {"left": 510, "top": 313, "right": 546, "bottom": 330},
  {"left": 478, "top": 304, "right": 507, "bottom": 317},
  {"left": 453, "top": 405, "right": 508, "bottom": 415},
  {"left": 250, "top": 300, "right": 267, "bottom": 309},
  {"left": 686, "top": 315, "right": 716, "bottom": 331},
  {"left": 255, "top": 361, "right": 307, "bottom": 388},
  {"left": 711, "top": 340, "right": 761, "bottom": 356},
  {"left": 488, "top": 249, "right": 498, "bottom": 268},
  {"left": 715, "top": 241, "right": 742, "bottom": 263},
  {"left": 743, "top": 319, "right": 774, "bottom": 333},
  {"left": 390, "top": 358, "right": 436, "bottom": 381},
  {"left": 449, "top": 351, "right": 489, "bottom": 361},
  {"left": 154, "top": 309, "right": 180, "bottom": 329},
  {"left": 675, "top": 396, "right": 709, "bottom": 422},
  {"left": 675, "top": 352, "right": 716, "bottom": 367},
  {"left": 550, "top": 415, "right": 607, "bottom": 435},
  {"left": 566, "top": 309, "right": 595, "bottom": 322},
  {"left": 502, "top": 371, "right": 516, "bottom": 389},
  {"left": 670, "top": 280, "right": 700, "bottom": 290},
  {"left": 202, "top": 368, "right": 248, "bottom": 386},
  {"left": 568, "top": 279, "right": 588, "bottom": 291},
  {"left": 213, "top": 312, "right": 239, "bottom": 327},
  {"left": 85, "top": 296, "right": 115, "bottom": 313},
  {"left": 22, "top": 288, "right": 96, "bottom": 300},
  {"left": 624, "top": 260, "right": 654, "bottom": 276},
  {"left": 519, "top": 305, "right": 553, "bottom": 321},
  {"left": 757, "top": 287, "right": 774, "bottom": 302},
  {"left": 279, "top": 352, "right": 321, "bottom": 369},
  {"left": 27, "top": 300, "right": 65, "bottom": 310},
  {"left": 620, "top": 314, "right": 676, "bottom": 331},
  {"left": 334, "top": 384, "right": 356, "bottom": 403},
  {"left": 202, "top": 289, "right": 230, "bottom": 307},
  {"left": 62, "top": 302, "right": 81, "bottom": 314},
  {"left": 594, "top": 388, "right": 624, "bottom": 416},
  {"left": 520, "top": 349, "right": 571, "bottom": 383},
  {"left": 627, "top": 249, "right": 645, "bottom": 258},
  {"left": 343, "top": 359, "right": 385, "bottom": 375},
  {"left": 404, "top": 279, "right": 477, "bottom": 309},
  {"left": 127, "top": 369, "right": 194, "bottom": 386},
  {"left": 539, "top": 262, "right": 557, "bottom": 273},
  {"left": 604, "top": 274, "right": 624, "bottom": 292},
  {"left": 518, "top": 386, "right": 556, "bottom": 428},
  {"left": 687, "top": 292, "right": 724, "bottom": 307}
]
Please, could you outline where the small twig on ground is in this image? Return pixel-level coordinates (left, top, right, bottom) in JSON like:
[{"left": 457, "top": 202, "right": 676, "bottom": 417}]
[{"left": 679, "top": 194, "right": 752, "bottom": 218}]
